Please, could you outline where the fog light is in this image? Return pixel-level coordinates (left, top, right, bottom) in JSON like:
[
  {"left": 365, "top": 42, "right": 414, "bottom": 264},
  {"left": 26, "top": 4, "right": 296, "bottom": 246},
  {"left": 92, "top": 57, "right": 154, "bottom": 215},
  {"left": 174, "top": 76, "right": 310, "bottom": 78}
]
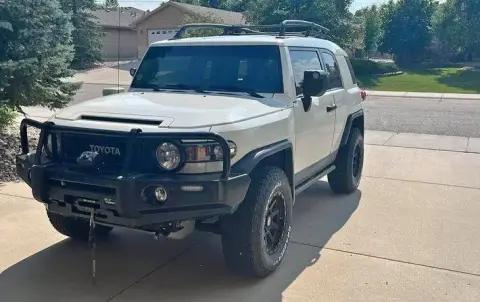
[
  {"left": 181, "top": 185, "right": 204, "bottom": 192},
  {"left": 155, "top": 187, "right": 168, "bottom": 202}
]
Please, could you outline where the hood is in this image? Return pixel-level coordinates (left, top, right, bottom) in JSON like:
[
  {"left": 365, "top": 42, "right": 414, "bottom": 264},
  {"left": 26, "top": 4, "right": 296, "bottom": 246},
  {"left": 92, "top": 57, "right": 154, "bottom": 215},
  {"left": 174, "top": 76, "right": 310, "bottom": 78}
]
[{"left": 54, "top": 91, "right": 291, "bottom": 128}]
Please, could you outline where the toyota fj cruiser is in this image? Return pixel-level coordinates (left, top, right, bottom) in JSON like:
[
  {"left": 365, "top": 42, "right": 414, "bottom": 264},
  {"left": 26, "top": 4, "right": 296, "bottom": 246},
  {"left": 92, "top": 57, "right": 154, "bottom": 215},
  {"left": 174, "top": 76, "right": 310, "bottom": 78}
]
[{"left": 16, "top": 20, "right": 365, "bottom": 278}]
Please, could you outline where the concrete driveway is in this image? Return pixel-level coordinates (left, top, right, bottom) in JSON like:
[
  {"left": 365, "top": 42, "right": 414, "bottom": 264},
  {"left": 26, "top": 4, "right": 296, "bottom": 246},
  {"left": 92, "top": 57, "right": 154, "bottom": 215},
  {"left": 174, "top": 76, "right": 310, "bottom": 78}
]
[{"left": 1, "top": 132, "right": 480, "bottom": 302}]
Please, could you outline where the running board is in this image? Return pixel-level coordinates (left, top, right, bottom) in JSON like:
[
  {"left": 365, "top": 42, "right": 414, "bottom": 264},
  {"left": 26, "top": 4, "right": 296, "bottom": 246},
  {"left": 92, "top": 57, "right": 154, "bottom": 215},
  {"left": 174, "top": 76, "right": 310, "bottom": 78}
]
[{"left": 295, "top": 165, "right": 335, "bottom": 196}]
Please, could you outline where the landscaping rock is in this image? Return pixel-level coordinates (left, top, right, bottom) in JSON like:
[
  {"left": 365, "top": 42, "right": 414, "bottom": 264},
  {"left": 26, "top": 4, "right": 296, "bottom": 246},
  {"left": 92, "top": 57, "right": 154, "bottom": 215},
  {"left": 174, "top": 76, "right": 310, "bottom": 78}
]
[{"left": 0, "top": 124, "right": 40, "bottom": 183}]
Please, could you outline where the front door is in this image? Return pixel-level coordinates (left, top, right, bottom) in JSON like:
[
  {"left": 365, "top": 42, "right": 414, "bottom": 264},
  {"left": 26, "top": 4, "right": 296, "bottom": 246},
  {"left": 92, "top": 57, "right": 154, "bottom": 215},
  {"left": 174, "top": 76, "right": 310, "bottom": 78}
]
[{"left": 289, "top": 48, "right": 336, "bottom": 183}]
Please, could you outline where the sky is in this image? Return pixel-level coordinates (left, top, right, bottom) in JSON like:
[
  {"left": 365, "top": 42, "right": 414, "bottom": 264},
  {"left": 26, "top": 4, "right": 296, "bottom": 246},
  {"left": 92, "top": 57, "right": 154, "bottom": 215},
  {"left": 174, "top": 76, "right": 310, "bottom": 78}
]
[{"left": 115, "top": 0, "right": 393, "bottom": 13}]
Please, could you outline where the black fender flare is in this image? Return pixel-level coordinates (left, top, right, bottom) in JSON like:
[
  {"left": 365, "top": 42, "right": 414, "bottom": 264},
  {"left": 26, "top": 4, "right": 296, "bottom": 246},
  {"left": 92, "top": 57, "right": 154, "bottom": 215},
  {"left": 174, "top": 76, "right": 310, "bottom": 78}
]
[
  {"left": 231, "top": 139, "right": 293, "bottom": 175},
  {"left": 340, "top": 109, "right": 364, "bottom": 147}
]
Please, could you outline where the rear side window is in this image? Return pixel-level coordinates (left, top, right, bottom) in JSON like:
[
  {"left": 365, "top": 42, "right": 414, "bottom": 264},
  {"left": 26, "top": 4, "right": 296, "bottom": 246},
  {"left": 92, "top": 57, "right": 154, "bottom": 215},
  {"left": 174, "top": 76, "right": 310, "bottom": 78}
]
[
  {"left": 320, "top": 51, "right": 343, "bottom": 89},
  {"left": 345, "top": 57, "right": 357, "bottom": 84}
]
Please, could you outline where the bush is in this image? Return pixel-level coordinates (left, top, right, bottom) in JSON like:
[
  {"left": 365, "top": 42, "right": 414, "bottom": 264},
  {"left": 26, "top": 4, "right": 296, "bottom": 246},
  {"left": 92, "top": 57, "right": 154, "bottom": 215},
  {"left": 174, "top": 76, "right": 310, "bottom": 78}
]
[
  {"left": 351, "top": 59, "right": 400, "bottom": 76},
  {"left": 0, "top": 106, "right": 15, "bottom": 130}
]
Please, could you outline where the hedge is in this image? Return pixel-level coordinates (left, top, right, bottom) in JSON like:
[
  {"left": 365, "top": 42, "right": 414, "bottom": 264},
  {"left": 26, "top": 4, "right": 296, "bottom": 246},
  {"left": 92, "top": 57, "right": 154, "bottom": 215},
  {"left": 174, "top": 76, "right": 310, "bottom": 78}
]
[{"left": 351, "top": 59, "right": 401, "bottom": 76}]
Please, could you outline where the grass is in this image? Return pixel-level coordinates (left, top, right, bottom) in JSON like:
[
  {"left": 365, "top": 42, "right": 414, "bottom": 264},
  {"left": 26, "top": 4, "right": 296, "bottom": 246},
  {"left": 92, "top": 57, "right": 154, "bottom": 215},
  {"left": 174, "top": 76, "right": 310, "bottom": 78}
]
[{"left": 358, "top": 67, "right": 480, "bottom": 94}]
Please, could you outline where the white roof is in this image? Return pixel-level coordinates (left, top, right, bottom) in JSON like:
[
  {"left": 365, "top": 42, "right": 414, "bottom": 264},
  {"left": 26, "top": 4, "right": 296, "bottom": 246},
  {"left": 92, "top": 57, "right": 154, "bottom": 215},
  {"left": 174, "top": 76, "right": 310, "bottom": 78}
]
[{"left": 150, "top": 35, "right": 348, "bottom": 56}]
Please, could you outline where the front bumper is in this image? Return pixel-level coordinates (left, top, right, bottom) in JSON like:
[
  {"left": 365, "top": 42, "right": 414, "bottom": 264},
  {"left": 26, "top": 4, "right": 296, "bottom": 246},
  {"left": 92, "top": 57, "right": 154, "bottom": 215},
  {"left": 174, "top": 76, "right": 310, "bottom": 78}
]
[{"left": 16, "top": 119, "right": 250, "bottom": 229}]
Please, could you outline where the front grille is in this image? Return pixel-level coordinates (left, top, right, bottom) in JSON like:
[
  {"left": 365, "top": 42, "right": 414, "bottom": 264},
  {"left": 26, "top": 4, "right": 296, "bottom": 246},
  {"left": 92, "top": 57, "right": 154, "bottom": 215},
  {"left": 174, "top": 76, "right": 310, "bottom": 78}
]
[{"left": 59, "top": 134, "right": 138, "bottom": 171}]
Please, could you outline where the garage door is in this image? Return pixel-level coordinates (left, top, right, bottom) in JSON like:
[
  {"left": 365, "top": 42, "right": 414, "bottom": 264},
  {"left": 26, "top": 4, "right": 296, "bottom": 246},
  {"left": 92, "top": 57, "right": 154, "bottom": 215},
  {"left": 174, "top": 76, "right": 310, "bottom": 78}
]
[{"left": 148, "top": 29, "right": 178, "bottom": 44}]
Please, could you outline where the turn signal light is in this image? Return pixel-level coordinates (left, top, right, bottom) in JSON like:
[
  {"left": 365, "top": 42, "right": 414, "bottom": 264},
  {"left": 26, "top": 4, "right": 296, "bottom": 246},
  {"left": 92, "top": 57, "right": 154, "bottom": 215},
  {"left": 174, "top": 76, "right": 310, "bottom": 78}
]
[{"left": 360, "top": 90, "right": 367, "bottom": 101}]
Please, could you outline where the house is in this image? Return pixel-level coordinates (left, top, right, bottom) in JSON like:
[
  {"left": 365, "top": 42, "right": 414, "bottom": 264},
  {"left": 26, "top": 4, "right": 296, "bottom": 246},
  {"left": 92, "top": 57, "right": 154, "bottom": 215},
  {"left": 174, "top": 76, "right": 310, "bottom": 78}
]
[
  {"left": 92, "top": 7, "right": 145, "bottom": 60},
  {"left": 131, "top": 1, "right": 246, "bottom": 59}
]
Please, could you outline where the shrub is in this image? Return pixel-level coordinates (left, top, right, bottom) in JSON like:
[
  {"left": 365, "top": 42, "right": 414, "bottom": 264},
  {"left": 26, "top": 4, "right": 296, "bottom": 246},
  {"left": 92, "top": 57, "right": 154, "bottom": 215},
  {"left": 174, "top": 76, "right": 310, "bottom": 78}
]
[
  {"left": 351, "top": 59, "right": 400, "bottom": 76},
  {"left": 0, "top": 106, "right": 15, "bottom": 131}
]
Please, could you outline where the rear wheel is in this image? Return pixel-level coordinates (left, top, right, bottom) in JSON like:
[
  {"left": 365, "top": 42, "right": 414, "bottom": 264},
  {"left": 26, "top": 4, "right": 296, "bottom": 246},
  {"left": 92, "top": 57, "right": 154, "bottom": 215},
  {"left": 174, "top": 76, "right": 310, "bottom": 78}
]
[
  {"left": 220, "top": 166, "right": 293, "bottom": 278},
  {"left": 328, "top": 127, "right": 364, "bottom": 194},
  {"left": 47, "top": 211, "right": 113, "bottom": 241}
]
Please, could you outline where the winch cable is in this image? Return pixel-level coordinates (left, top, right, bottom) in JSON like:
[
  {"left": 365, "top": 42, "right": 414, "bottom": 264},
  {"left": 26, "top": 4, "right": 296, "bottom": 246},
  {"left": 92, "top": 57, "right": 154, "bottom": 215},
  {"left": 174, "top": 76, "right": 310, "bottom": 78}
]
[{"left": 89, "top": 209, "right": 97, "bottom": 285}]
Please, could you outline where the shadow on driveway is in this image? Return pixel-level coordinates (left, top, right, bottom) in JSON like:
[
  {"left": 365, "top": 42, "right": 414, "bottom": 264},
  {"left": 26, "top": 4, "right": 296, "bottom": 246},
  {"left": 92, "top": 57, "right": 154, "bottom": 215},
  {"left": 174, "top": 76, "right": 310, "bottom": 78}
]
[{"left": 0, "top": 181, "right": 361, "bottom": 302}]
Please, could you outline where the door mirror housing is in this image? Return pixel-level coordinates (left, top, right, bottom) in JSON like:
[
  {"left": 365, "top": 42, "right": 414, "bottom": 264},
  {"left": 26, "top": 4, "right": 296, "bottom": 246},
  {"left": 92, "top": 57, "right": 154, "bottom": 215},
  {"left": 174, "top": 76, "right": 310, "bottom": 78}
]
[
  {"left": 303, "top": 70, "right": 329, "bottom": 97},
  {"left": 129, "top": 68, "right": 137, "bottom": 77},
  {"left": 300, "top": 70, "right": 329, "bottom": 112}
]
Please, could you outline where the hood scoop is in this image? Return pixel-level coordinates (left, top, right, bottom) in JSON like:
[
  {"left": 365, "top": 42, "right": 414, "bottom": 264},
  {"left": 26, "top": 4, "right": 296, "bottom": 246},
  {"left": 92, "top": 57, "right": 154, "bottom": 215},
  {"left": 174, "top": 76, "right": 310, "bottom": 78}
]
[{"left": 80, "top": 115, "right": 163, "bottom": 126}]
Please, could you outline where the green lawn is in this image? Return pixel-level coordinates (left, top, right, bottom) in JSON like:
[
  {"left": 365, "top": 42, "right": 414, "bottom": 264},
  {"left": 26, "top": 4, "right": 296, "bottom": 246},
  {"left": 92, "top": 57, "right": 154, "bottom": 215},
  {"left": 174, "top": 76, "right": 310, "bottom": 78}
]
[{"left": 358, "top": 67, "right": 480, "bottom": 93}]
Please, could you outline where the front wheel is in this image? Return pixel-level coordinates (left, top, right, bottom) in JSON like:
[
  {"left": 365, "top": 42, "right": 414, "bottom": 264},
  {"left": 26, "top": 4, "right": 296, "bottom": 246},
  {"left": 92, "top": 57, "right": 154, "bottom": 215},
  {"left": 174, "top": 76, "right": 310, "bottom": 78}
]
[
  {"left": 220, "top": 166, "right": 293, "bottom": 278},
  {"left": 328, "top": 127, "right": 364, "bottom": 194}
]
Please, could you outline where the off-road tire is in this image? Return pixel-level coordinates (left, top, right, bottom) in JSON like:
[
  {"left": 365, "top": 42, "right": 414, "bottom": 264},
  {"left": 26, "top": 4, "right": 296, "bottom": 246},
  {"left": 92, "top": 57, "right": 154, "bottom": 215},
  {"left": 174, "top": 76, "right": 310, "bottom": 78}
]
[
  {"left": 47, "top": 211, "right": 113, "bottom": 241},
  {"left": 328, "top": 127, "right": 364, "bottom": 194},
  {"left": 220, "top": 166, "right": 293, "bottom": 278}
]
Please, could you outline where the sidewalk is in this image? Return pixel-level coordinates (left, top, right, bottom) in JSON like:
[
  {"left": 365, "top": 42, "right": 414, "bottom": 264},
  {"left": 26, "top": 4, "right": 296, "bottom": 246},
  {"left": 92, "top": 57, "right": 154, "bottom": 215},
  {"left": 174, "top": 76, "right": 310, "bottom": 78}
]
[
  {"left": 366, "top": 130, "right": 480, "bottom": 153},
  {"left": 367, "top": 90, "right": 480, "bottom": 100}
]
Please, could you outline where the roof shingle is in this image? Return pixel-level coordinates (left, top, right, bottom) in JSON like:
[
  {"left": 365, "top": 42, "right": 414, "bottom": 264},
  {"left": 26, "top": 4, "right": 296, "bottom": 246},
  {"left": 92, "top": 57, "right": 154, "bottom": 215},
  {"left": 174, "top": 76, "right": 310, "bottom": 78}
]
[
  {"left": 172, "top": 2, "right": 246, "bottom": 24},
  {"left": 131, "top": 1, "right": 246, "bottom": 27},
  {"left": 92, "top": 7, "right": 145, "bottom": 28}
]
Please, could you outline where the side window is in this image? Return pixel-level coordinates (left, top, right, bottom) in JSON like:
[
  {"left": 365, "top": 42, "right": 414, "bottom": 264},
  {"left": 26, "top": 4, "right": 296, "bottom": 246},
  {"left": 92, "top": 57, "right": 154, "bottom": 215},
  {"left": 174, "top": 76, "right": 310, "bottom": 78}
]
[
  {"left": 289, "top": 49, "right": 323, "bottom": 96},
  {"left": 321, "top": 51, "right": 343, "bottom": 89},
  {"left": 345, "top": 57, "right": 357, "bottom": 84}
]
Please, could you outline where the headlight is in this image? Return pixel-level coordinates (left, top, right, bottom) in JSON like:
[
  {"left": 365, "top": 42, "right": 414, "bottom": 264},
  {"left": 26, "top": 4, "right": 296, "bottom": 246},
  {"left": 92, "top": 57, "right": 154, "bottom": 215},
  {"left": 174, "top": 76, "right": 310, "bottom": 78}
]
[
  {"left": 213, "top": 141, "right": 237, "bottom": 159},
  {"left": 185, "top": 141, "right": 237, "bottom": 162},
  {"left": 156, "top": 142, "right": 181, "bottom": 170}
]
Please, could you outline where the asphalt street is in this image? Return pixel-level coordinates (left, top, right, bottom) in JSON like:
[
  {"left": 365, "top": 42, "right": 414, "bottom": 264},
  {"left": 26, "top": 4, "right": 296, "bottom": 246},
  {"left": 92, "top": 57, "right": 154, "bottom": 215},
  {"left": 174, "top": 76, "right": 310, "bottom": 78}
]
[
  {"left": 73, "top": 85, "right": 480, "bottom": 138},
  {"left": 364, "top": 96, "right": 480, "bottom": 138}
]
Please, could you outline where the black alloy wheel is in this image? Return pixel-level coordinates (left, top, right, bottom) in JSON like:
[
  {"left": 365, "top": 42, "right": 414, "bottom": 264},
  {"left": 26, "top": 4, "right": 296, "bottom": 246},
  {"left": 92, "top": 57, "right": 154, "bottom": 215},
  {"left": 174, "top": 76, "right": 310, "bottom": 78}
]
[{"left": 264, "top": 191, "right": 287, "bottom": 255}]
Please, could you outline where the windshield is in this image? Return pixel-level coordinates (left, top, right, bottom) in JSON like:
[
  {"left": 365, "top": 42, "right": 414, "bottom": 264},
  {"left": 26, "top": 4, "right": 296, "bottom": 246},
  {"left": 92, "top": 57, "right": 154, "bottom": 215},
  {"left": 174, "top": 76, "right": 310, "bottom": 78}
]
[{"left": 130, "top": 45, "right": 283, "bottom": 94}]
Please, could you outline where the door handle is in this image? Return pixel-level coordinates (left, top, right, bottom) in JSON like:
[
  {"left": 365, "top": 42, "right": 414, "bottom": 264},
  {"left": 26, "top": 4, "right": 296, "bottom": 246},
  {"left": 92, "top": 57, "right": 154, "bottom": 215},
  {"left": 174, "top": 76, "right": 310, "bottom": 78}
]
[{"left": 326, "top": 104, "right": 337, "bottom": 112}]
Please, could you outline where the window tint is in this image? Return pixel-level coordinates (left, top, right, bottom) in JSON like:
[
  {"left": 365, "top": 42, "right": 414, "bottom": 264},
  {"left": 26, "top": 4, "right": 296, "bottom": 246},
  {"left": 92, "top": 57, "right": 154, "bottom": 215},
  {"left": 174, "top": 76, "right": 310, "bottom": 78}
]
[
  {"left": 131, "top": 45, "right": 283, "bottom": 94},
  {"left": 345, "top": 57, "right": 357, "bottom": 84},
  {"left": 289, "top": 50, "right": 323, "bottom": 96},
  {"left": 321, "top": 51, "right": 343, "bottom": 89}
]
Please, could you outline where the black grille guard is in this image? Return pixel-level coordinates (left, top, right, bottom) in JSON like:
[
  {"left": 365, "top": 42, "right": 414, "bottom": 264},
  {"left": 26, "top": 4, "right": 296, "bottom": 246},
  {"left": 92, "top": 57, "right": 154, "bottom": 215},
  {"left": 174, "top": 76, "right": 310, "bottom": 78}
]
[{"left": 19, "top": 118, "right": 232, "bottom": 179}]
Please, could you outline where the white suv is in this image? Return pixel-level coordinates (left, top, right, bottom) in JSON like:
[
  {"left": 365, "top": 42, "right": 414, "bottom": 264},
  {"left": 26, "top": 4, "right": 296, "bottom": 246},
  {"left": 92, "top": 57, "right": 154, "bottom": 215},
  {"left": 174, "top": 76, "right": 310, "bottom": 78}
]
[{"left": 16, "top": 20, "right": 365, "bottom": 278}]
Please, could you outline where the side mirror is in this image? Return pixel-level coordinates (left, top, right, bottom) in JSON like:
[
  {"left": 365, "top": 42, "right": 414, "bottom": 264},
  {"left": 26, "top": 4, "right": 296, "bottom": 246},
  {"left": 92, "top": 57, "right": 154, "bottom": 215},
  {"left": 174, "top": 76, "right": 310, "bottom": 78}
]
[
  {"left": 301, "top": 70, "right": 329, "bottom": 112},
  {"left": 129, "top": 68, "right": 137, "bottom": 77}
]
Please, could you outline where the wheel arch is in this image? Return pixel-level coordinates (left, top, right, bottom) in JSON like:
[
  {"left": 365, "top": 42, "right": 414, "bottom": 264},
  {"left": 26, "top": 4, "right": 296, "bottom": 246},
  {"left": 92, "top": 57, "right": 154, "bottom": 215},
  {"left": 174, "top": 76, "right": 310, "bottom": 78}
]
[
  {"left": 231, "top": 140, "right": 294, "bottom": 192},
  {"left": 340, "top": 109, "right": 364, "bottom": 147}
]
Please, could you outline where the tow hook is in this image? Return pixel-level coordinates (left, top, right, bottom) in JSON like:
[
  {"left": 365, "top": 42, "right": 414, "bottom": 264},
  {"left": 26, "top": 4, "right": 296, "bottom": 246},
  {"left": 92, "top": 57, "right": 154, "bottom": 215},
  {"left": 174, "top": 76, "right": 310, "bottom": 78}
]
[{"left": 153, "top": 220, "right": 195, "bottom": 240}]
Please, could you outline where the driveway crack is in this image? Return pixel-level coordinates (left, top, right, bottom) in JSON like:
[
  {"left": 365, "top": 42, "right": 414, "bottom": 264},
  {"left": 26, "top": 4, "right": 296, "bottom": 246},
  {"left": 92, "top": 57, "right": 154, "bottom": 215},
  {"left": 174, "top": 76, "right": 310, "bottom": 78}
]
[{"left": 291, "top": 241, "right": 480, "bottom": 278}]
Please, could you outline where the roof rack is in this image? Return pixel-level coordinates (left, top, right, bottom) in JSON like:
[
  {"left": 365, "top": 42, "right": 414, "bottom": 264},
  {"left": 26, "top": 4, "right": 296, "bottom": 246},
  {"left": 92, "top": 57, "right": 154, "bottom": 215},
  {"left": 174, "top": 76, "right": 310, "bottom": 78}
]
[{"left": 171, "top": 20, "right": 331, "bottom": 40}]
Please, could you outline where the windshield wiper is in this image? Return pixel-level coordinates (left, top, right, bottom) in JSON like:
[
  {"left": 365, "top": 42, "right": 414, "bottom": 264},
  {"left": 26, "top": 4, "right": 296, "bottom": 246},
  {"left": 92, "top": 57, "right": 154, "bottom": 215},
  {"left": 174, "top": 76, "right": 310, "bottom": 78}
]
[
  {"left": 147, "top": 83, "right": 206, "bottom": 93},
  {"left": 208, "top": 86, "right": 265, "bottom": 98},
  {"left": 164, "top": 84, "right": 207, "bottom": 94},
  {"left": 148, "top": 83, "right": 165, "bottom": 91}
]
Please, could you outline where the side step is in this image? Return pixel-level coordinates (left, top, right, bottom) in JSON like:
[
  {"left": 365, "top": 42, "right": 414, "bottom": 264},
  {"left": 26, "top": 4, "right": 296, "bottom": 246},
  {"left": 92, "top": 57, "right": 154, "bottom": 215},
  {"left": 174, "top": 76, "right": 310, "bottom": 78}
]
[{"left": 294, "top": 165, "right": 335, "bottom": 196}]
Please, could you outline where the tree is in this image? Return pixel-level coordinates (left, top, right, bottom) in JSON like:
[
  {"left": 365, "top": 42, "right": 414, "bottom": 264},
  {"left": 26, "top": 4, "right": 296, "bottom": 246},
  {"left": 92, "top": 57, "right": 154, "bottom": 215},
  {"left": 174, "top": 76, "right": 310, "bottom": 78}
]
[
  {"left": 175, "top": 0, "right": 251, "bottom": 11},
  {"left": 105, "top": 0, "right": 119, "bottom": 8},
  {"left": 180, "top": 12, "right": 225, "bottom": 38},
  {"left": 59, "top": 0, "right": 104, "bottom": 69},
  {"left": 0, "top": 0, "right": 81, "bottom": 123},
  {"left": 220, "top": 0, "right": 251, "bottom": 12},
  {"left": 245, "top": 0, "right": 356, "bottom": 49},
  {"left": 357, "top": 5, "right": 382, "bottom": 56},
  {"left": 435, "top": 0, "right": 480, "bottom": 61},
  {"left": 379, "top": 0, "right": 435, "bottom": 65}
]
